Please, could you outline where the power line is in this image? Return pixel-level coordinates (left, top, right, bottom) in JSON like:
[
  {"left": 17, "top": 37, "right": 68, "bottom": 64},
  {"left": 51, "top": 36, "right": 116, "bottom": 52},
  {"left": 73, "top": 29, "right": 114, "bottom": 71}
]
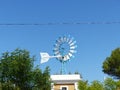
[{"left": 0, "top": 21, "right": 120, "bottom": 26}]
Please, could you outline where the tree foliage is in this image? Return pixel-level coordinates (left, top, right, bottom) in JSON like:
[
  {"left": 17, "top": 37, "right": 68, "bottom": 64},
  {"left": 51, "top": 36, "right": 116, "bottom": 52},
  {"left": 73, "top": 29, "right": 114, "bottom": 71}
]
[
  {"left": 104, "top": 77, "right": 116, "bottom": 90},
  {"left": 0, "top": 49, "right": 34, "bottom": 89},
  {"left": 102, "top": 48, "right": 120, "bottom": 79},
  {"left": 78, "top": 80, "right": 88, "bottom": 90},
  {"left": 78, "top": 80, "right": 104, "bottom": 90},
  {"left": 87, "top": 80, "right": 104, "bottom": 90},
  {"left": 32, "top": 66, "right": 51, "bottom": 90},
  {"left": 78, "top": 78, "right": 120, "bottom": 90},
  {"left": 0, "top": 48, "right": 51, "bottom": 90}
]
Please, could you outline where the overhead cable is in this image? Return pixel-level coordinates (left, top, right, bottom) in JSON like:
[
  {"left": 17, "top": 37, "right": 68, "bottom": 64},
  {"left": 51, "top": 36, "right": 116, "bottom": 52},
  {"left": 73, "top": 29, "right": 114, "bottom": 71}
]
[{"left": 0, "top": 21, "right": 120, "bottom": 26}]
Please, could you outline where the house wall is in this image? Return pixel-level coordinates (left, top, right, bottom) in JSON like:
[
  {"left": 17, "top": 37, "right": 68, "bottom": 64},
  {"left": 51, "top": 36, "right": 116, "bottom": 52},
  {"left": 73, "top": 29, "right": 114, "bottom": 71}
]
[
  {"left": 51, "top": 74, "right": 81, "bottom": 90},
  {"left": 54, "top": 84, "right": 74, "bottom": 90}
]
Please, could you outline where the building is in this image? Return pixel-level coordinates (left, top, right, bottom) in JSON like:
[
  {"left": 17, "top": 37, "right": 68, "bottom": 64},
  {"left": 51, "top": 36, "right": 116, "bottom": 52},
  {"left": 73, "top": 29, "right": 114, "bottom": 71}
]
[{"left": 51, "top": 74, "right": 81, "bottom": 90}]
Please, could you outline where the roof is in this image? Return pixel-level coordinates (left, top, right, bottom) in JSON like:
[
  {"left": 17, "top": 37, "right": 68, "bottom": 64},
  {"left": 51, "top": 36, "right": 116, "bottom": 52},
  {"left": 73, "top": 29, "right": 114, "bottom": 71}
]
[{"left": 50, "top": 74, "right": 81, "bottom": 84}]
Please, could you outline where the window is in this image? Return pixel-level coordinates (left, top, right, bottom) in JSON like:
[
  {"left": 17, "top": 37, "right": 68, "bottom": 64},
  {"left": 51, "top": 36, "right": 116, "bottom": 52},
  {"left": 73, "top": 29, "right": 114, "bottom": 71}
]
[
  {"left": 62, "top": 87, "right": 67, "bottom": 90},
  {"left": 60, "top": 86, "right": 68, "bottom": 90}
]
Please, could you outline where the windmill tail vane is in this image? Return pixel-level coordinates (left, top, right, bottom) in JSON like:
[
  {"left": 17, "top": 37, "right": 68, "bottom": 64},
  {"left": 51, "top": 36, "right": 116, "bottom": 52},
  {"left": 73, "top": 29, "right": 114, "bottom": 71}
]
[{"left": 40, "top": 52, "right": 61, "bottom": 63}]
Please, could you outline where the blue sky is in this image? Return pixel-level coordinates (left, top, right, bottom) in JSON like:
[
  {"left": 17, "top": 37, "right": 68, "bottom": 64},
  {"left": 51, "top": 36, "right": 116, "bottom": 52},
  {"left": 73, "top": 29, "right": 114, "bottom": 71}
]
[{"left": 0, "top": 0, "right": 120, "bottom": 82}]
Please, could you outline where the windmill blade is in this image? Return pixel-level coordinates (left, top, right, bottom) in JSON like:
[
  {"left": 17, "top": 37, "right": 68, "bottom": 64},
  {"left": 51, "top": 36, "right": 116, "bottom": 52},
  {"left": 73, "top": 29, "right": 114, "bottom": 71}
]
[
  {"left": 65, "top": 55, "right": 70, "bottom": 60},
  {"left": 54, "top": 43, "right": 60, "bottom": 49},
  {"left": 70, "top": 45, "right": 77, "bottom": 49},
  {"left": 54, "top": 50, "right": 60, "bottom": 55},
  {"left": 69, "top": 50, "right": 77, "bottom": 53},
  {"left": 63, "top": 36, "right": 67, "bottom": 42},
  {"left": 56, "top": 38, "right": 61, "bottom": 43},
  {"left": 66, "top": 37, "right": 70, "bottom": 42},
  {"left": 68, "top": 52, "right": 72, "bottom": 57},
  {"left": 70, "top": 41, "right": 76, "bottom": 46},
  {"left": 53, "top": 47, "right": 59, "bottom": 51},
  {"left": 68, "top": 37, "right": 74, "bottom": 44}
]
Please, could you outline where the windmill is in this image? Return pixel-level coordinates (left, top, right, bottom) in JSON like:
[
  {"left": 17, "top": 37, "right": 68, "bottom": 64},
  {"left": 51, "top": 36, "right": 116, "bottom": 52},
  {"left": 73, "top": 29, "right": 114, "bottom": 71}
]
[{"left": 40, "top": 35, "right": 77, "bottom": 74}]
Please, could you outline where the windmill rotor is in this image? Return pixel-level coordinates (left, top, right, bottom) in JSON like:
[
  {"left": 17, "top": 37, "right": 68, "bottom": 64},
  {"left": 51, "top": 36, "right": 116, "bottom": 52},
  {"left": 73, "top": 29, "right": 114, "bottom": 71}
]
[{"left": 53, "top": 35, "right": 77, "bottom": 61}]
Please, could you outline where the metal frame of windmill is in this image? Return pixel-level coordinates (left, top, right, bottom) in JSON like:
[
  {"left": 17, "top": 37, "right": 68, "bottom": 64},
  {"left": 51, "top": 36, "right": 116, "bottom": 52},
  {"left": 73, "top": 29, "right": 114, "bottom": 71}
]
[{"left": 53, "top": 35, "right": 77, "bottom": 74}]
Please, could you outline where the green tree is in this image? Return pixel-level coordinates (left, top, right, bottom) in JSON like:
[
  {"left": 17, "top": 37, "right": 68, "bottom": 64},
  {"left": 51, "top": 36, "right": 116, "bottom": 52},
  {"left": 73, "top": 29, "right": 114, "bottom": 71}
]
[
  {"left": 0, "top": 49, "right": 34, "bottom": 90},
  {"left": 32, "top": 66, "right": 43, "bottom": 89},
  {"left": 104, "top": 77, "right": 116, "bottom": 90},
  {"left": 102, "top": 48, "right": 120, "bottom": 79},
  {"left": 0, "top": 52, "right": 17, "bottom": 90},
  {"left": 42, "top": 66, "right": 51, "bottom": 90},
  {"left": 78, "top": 80, "right": 88, "bottom": 90},
  {"left": 0, "top": 48, "right": 51, "bottom": 90},
  {"left": 116, "top": 80, "right": 120, "bottom": 90},
  {"left": 88, "top": 80, "right": 104, "bottom": 90},
  {"left": 32, "top": 66, "right": 51, "bottom": 90}
]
